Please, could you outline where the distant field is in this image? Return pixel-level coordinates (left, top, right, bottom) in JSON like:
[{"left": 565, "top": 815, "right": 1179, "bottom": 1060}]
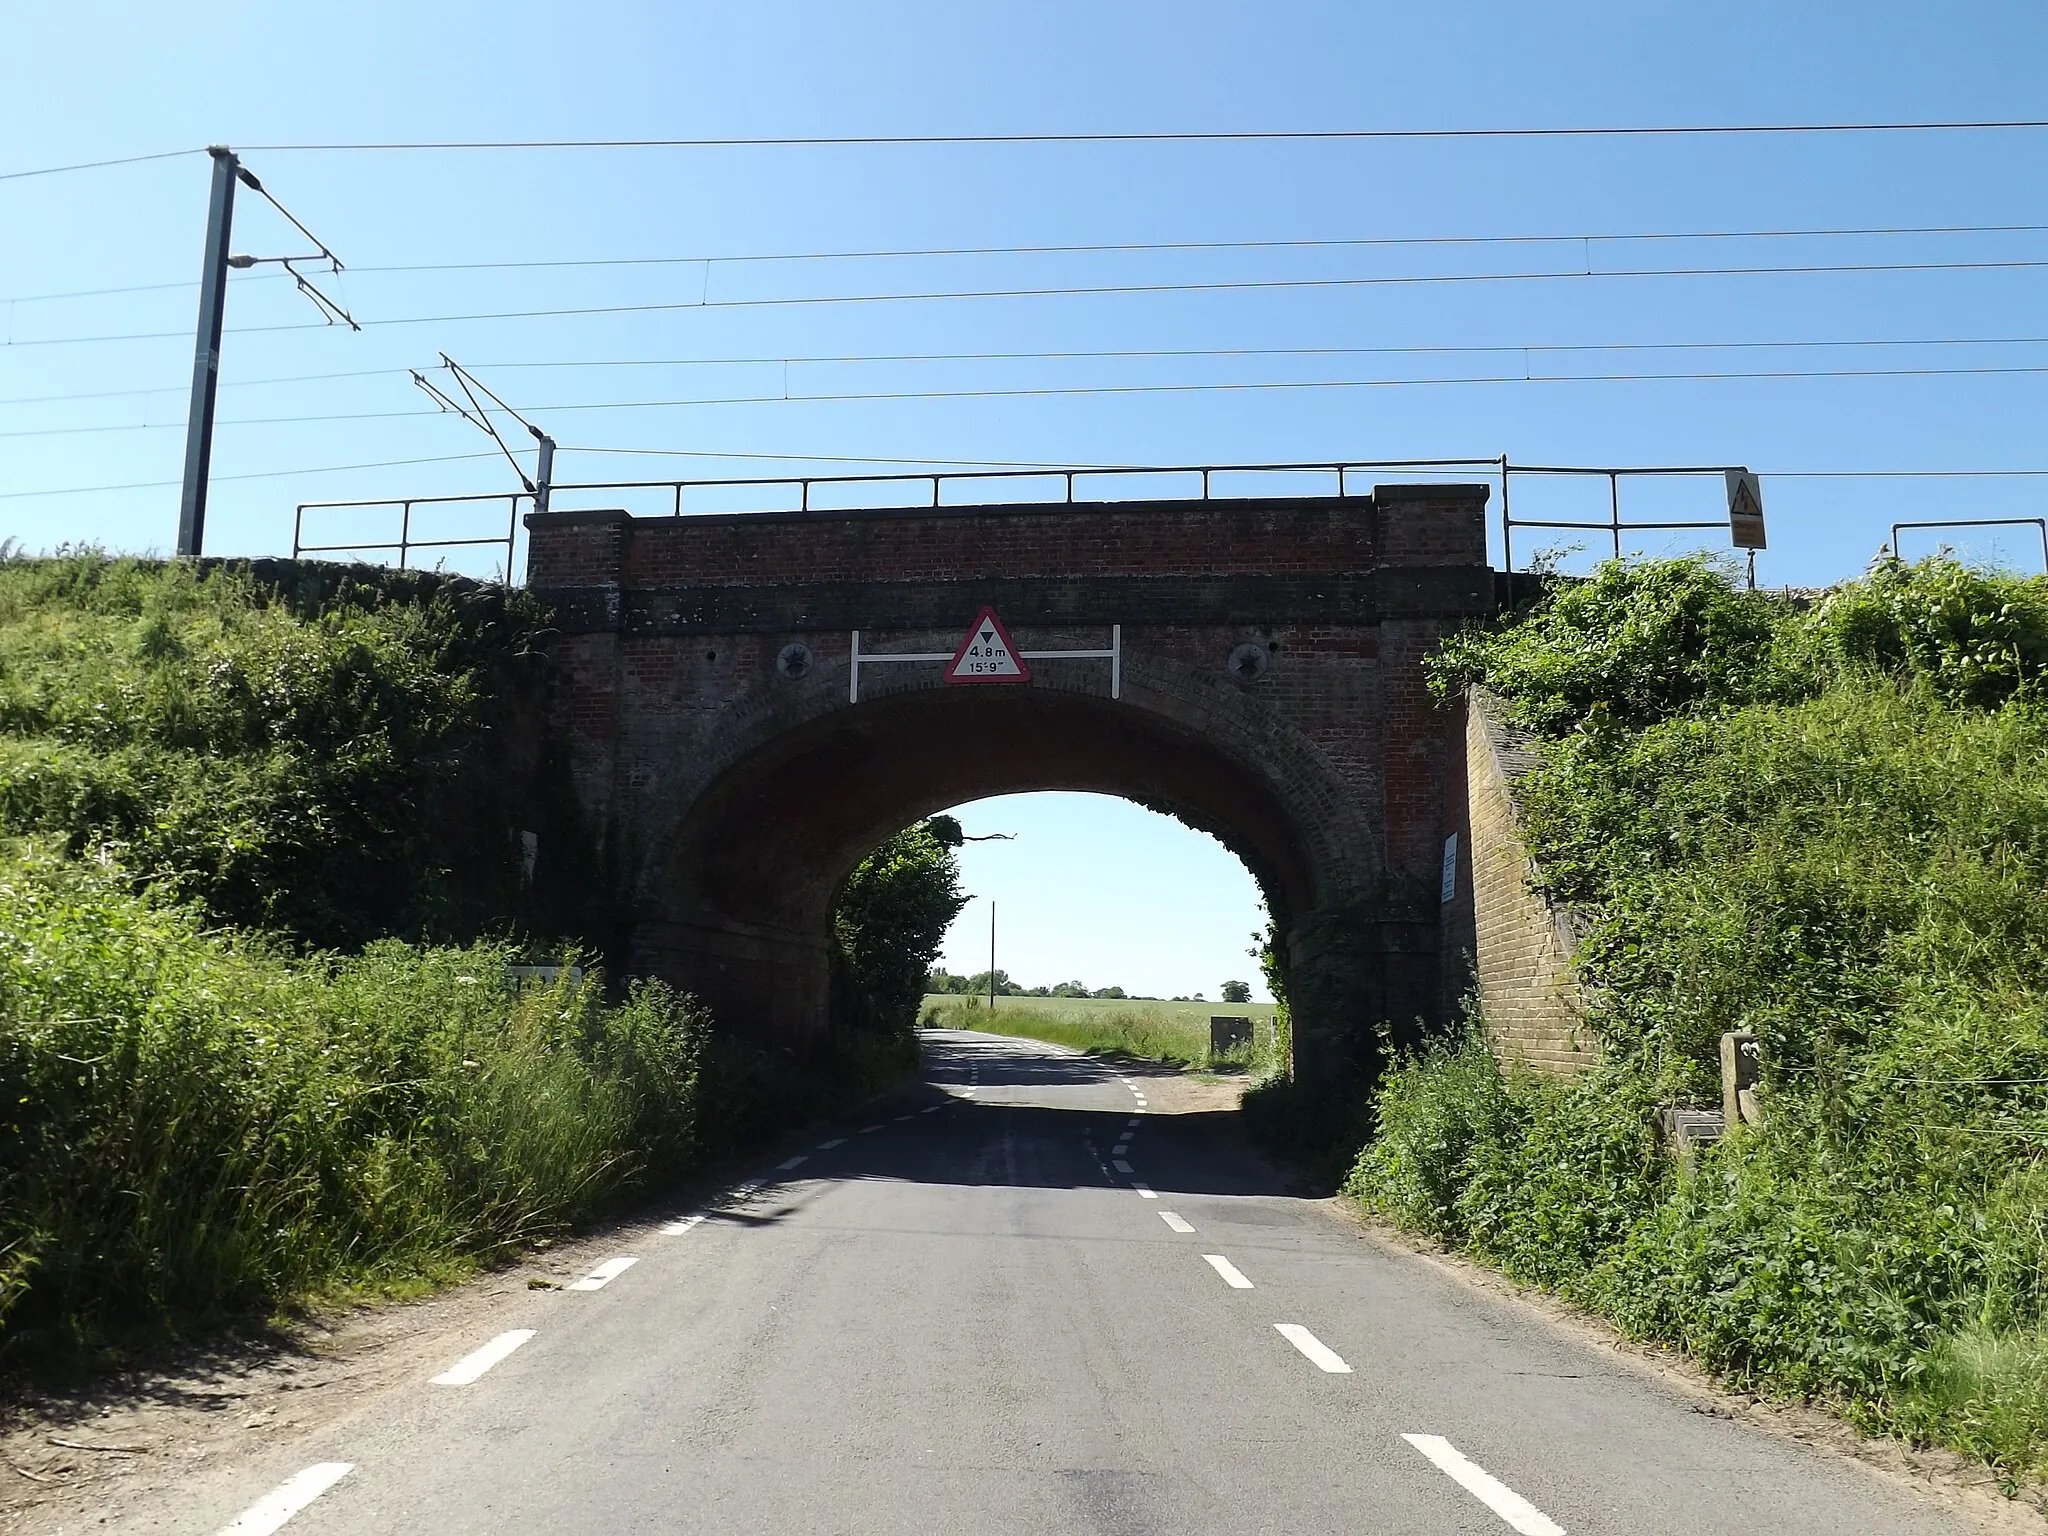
[{"left": 920, "top": 993, "right": 1281, "bottom": 1071}]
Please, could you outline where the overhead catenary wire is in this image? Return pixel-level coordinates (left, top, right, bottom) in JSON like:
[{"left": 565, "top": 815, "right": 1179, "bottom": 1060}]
[
  {"left": 14, "top": 219, "right": 2048, "bottom": 307},
  {"left": 11, "top": 118, "right": 2048, "bottom": 184},
  {"left": 0, "top": 451, "right": 503, "bottom": 501},
  {"left": 20, "top": 332, "right": 2048, "bottom": 409},
  {"left": 15, "top": 253, "right": 2048, "bottom": 351},
  {"left": 238, "top": 119, "right": 2048, "bottom": 151},
  {"left": 16, "top": 359, "right": 2048, "bottom": 443},
  {"left": 0, "top": 147, "right": 203, "bottom": 183}
]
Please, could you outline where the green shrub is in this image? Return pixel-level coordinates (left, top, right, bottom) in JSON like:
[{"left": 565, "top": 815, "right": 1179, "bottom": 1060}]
[
  {"left": 834, "top": 817, "right": 968, "bottom": 1037},
  {"left": 1359, "top": 553, "right": 2048, "bottom": 1479},
  {"left": 0, "top": 553, "right": 543, "bottom": 949}
]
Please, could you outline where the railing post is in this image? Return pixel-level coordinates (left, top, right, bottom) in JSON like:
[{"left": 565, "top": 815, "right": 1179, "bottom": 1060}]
[
  {"left": 673, "top": 483, "right": 683, "bottom": 518},
  {"left": 1065, "top": 471, "right": 1075, "bottom": 503},
  {"left": 801, "top": 479, "right": 810, "bottom": 512},
  {"left": 1500, "top": 457, "right": 1514, "bottom": 576},
  {"left": 1609, "top": 471, "right": 1622, "bottom": 560},
  {"left": 400, "top": 503, "right": 412, "bottom": 570}
]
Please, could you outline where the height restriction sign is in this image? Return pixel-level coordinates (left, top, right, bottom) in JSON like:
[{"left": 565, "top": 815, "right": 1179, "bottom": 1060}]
[{"left": 944, "top": 607, "right": 1032, "bottom": 683}]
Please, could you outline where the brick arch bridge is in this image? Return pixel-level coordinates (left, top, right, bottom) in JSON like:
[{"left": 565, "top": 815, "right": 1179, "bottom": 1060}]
[{"left": 525, "top": 480, "right": 1494, "bottom": 1080}]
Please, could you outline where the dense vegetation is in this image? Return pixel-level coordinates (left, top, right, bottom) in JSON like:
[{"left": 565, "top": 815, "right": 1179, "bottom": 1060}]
[
  {"left": 0, "top": 555, "right": 550, "bottom": 949},
  {"left": 1351, "top": 554, "right": 2048, "bottom": 1482},
  {"left": 834, "top": 816, "right": 969, "bottom": 1036},
  {"left": 0, "top": 555, "right": 929, "bottom": 1367}
]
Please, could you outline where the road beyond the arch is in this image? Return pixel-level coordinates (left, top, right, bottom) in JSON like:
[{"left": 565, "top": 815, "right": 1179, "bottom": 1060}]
[{"left": 164, "top": 1031, "right": 1981, "bottom": 1535}]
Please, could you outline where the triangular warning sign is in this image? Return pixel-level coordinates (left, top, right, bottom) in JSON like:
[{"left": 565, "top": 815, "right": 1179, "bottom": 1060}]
[{"left": 943, "top": 606, "right": 1032, "bottom": 684}]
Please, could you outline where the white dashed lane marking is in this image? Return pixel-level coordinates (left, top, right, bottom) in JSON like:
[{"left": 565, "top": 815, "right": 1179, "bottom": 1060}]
[
  {"left": 568, "top": 1256, "right": 639, "bottom": 1292},
  {"left": 1203, "top": 1254, "right": 1254, "bottom": 1289},
  {"left": 660, "top": 1214, "right": 704, "bottom": 1236},
  {"left": 1402, "top": 1434, "right": 1566, "bottom": 1535},
  {"left": 778, "top": 1155, "right": 808, "bottom": 1170},
  {"left": 1126, "top": 1117, "right": 1141, "bottom": 1128},
  {"left": 1132, "top": 1182, "right": 1158, "bottom": 1199},
  {"left": 860, "top": 1124, "right": 884, "bottom": 1133},
  {"left": 1275, "top": 1323, "right": 1351, "bottom": 1373},
  {"left": 1113, "top": 1159, "right": 1134, "bottom": 1173},
  {"left": 818, "top": 1138, "right": 846, "bottom": 1149},
  {"left": 1112, "top": 1142, "right": 1130, "bottom": 1155},
  {"left": 1160, "top": 1211, "right": 1195, "bottom": 1233},
  {"left": 894, "top": 1113, "right": 915, "bottom": 1121},
  {"left": 215, "top": 1462, "right": 354, "bottom": 1535},
  {"left": 432, "top": 1329, "right": 536, "bottom": 1386}
]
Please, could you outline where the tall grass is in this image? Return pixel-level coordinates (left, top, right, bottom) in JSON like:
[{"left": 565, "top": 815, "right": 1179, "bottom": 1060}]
[
  {"left": 0, "top": 847, "right": 725, "bottom": 1364},
  {"left": 924, "top": 993, "right": 1284, "bottom": 1074}
]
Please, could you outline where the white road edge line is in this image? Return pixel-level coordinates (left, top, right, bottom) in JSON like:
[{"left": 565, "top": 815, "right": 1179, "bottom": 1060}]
[
  {"left": 660, "top": 1214, "right": 704, "bottom": 1236},
  {"left": 1275, "top": 1323, "right": 1351, "bottom": 1373},
  {"left": 1402, "top": 1434, "right": 1566, "bottom": 1535},
  {"left": 568, "top": 1256, "right": 639, "bottom": 1291},
  {"left": 818, "top": 1138, "right": 846, "bottom": 1149},
  {"left": 1203, "top": 1253, "right": 1254, "bottom": 1289},
  {"left": 1113, "top": 1159, "right": 1134, "bottom": 1173},
  {"left": 1160, "top": 1211, "right": 1195, "bottom": 1233},
  {"left": 432, "top": 1329, "right": 537, "bottom": 1386},
  {"left": 1132, "top": 1181, "right": 1158, "bottom": 1199},
  {"left": 778, "top": 1155, "right": 808, "bottom": 1169},
  {"left": 215, "top": 1462, "right": 354, "bottom": 1536}
]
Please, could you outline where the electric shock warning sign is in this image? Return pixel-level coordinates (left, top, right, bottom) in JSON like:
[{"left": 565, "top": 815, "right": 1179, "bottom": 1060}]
[{"left": 943, "top": 607, "right": 1031, "bottom": 683}]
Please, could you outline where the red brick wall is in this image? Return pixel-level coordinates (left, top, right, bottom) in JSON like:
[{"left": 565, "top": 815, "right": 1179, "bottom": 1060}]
[{"left": 523, "top": 485, "right": 1496, "bottom": 1066}]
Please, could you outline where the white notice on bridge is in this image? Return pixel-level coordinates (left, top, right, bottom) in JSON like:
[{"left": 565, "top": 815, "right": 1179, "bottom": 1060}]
[{"left": 944, "top": 607, "right": 1032, "bottom": 684}]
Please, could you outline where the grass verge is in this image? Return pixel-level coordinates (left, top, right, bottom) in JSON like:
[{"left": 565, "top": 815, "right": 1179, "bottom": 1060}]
[{"left": 923, "top": 992, "right": 1282, "bottom": 1073}]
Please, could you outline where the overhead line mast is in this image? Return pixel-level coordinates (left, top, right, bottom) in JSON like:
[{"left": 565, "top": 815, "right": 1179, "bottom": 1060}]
[{"left": 176, "top": 146, "right": 357, "bottom": 558}]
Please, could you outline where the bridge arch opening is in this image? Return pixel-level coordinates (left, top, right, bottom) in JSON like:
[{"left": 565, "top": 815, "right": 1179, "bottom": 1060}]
[
  {"left": 641, "top": 684, "right": 1325, "bottom": 1056},
  {"left": 925, "top": 790, "right": 1276, "bottom": 1009}
]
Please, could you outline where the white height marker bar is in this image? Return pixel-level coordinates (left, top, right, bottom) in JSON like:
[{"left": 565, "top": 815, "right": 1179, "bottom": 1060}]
[
  {"left": 847, "top": 626, "right": 1121, "bottom": 702},
  {"left": 568, "top": 1256, "right": 639, "bottom": 1291},
  {"left": 1402, "top": 1434, "right": 1566, "bottom": 1535},
  {"left": 432, "top": 1329, "right": 536, "bottom": 1386},
  {"left": 1203, "top": 1253, "right": 1255, "bottom": 1289},
  {"left": 215, "top": 1462, "right": 354, "bottom": 1536},
  {"left": 1160, "top": 1211, "right": 1196, "bottom": 1233},
  {"left": 1275, "top": 1323, "right": 1352, "bottom": 1373}
]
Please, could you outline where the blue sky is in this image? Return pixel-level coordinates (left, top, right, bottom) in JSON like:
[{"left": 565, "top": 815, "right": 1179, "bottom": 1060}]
[{"left": 4, "top": 2, "right": 2044, "bottom": 994}]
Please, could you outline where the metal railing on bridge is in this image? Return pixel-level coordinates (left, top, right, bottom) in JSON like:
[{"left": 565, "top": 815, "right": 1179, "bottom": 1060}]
[{"left": 292, "top": 455, "right": 1769, "bottom": 585}]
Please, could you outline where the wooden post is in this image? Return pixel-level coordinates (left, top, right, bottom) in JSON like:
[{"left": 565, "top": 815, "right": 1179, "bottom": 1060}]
[{"left": 1721, "top": 1031, "right": 1763, "bottom": 1128}]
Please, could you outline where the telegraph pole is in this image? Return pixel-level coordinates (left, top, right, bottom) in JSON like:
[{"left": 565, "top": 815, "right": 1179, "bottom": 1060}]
[
  {"left": 988, "top": 901, "right": 997, "bottom": 1016},
  {"left": 177, "top": 147, "right": 240, "bottom": 560}
]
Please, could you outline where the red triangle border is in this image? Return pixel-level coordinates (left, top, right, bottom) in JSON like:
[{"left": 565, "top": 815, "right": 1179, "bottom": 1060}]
[{"left": 943, "top": 606, "right": 1033, "bottom": 684}]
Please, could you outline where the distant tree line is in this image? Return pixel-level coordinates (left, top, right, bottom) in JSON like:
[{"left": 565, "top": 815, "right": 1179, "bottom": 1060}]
[{"left": 925, "top": 969, "right": 1255, "bottom": 1005}]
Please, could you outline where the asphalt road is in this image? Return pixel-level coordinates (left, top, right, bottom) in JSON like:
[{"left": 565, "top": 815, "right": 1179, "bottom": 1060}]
[{"left": 152, "top": 1029, "right": 1982, "bottom": 1535}]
